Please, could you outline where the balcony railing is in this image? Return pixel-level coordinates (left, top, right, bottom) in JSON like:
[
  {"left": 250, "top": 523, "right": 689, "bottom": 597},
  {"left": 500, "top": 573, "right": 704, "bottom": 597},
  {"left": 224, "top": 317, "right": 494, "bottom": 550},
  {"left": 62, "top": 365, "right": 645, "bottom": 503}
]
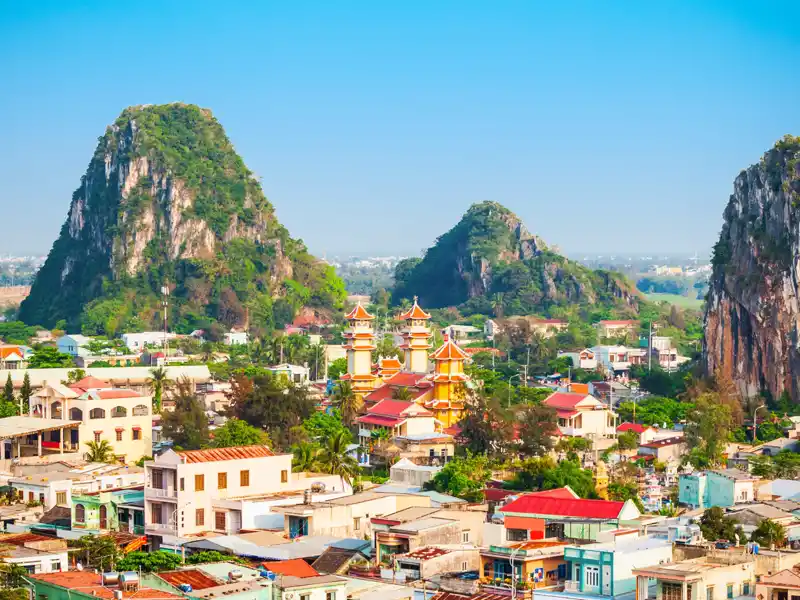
[
  {"left": 146, "top": 523, "right": 177, "bottom": 535},
  {"left": 564, "top": 581, "right": 580, "bottom": 593},
  {"left": 147, "top": 487, "right": 177, "bottom": 499}
]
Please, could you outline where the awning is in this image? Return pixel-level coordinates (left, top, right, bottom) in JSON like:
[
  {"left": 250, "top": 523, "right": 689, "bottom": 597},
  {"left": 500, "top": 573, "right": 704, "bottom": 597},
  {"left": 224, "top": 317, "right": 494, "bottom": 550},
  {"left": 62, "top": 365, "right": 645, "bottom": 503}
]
[
  {"left": 132, "top": 426, "right": 141, "bottom": 431},
  {"left": 115, "top": 427, "right": 124, "bottom": 432}
]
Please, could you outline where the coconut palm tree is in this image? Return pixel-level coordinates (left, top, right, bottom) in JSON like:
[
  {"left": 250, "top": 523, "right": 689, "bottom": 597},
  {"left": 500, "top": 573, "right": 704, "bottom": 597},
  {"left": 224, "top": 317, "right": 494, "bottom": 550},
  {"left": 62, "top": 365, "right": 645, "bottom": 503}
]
[
  {"left": 332, "top": 381, "right": 362, "bottom": 426},
  {"left": 391, "top": 387, "right": 413, "bottom": 401},
  {"left": 318, "top": 430, "right": 360, "bottom": 488},
  {"left": 147, "top": 367, "right": 172, "bottom": 413},
  {"left": 85, "top": 440, "right": 117, "bottom": 463},
  {"left": 292, "top": 442, "right": 320, "bottom": 472},
  {"left": 491, "top": 292, "right": 505, "bottom": 318}
]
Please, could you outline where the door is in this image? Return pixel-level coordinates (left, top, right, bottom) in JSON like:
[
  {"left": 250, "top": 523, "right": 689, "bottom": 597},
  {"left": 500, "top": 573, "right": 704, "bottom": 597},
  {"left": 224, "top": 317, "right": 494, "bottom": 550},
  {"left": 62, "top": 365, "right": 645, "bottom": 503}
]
[
  {"left": 602, "top": 565, "right": 611, "bottom": 595},
  {"left": 99, "top": 505, "right": 108, "bottom": 530}
]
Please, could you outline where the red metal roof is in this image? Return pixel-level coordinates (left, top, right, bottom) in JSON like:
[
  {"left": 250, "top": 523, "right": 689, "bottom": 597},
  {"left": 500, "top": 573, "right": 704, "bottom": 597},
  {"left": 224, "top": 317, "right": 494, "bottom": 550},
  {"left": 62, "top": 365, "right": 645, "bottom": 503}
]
[
  {"left": 431, "top": 340, "right": 469, "bottom": 360},
  {"left": 544, "top": 392, "right": 591, "bottom": 410},
  {"left": 345, "top": 303, "right": 374, "bottom": 320},
  {"left": 177, "top": 445, "right": 273, "bottom": 463},
  {"left": 617, "top": 422, "right": 651, "bottom": 434},
  {"left": 357, "top": 414, "right": 404, "bottom": 427},
  {"left": 369, "top": 399, "right": 432, "bottom": 418},
  {"left": 384, "top": 372, "right": 431, "bottom": 387},
  {"left": 262, "top": 559, "right": 320, "bottom": 578},
  {"left": 158, "top": 569, "right": 221, "bottom": 590},
  {"left": 30, "top": 573, "right": 182, "bottom": 599},
  {"left": 69, "top": 376, "right": 112, "bottom": 392},
  {"left": 0, "top": 533, "right": 54, "bottom": 545},
  {"left": 95, "top": 389, "right": 141, "bottom": 399},
  {"left": 502, "top": 495, "right": 625, "bottom": 519},
  {"left": 528, "top": 487, "right": 580, "bottom": 499},
  {"left": 483, "top": 488, "right": 518, "bottom": 502}
]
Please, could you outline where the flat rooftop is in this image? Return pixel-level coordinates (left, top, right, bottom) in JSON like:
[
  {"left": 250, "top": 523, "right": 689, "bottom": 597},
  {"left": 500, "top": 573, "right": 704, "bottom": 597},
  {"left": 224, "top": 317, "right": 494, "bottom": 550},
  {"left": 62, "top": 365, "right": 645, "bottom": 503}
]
[
  {"left": 30, "top": 572, "right": 183, "bottom": 599},
  {"left": 0, "top": 416, "right": 80, "bottom": 439}
]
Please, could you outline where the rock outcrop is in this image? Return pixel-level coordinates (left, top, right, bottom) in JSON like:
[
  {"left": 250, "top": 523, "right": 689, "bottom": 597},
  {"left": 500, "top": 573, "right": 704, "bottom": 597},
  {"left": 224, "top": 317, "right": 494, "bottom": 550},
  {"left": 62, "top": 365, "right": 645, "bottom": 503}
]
[
  {"left": 20, "top": 103, "right": 344, "bottom": 335},
  {"left": 705, "top": 135, "right": 800, "bottom": 399}
]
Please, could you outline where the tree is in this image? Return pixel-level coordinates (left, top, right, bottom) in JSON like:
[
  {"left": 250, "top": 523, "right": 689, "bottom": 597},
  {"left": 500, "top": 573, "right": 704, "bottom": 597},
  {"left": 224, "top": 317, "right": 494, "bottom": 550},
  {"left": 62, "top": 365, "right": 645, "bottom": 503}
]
[
  {"left": 19, "top": 372, "right": 31, "bottom": 414},
  {"left": 392, "top": 387, "right": 413, "bottom": 401},
  {"left": 491, "top": 292, "right": 505, "bottom": 318},
  {"left": 459, "top": 389, "right": 513, "bottom": 457},
  {"left": 0, "top": 563, "right": 28, "bottom": 589},
  {"left": 327, "top": 357, "right": 347, "bottom": 380},
  {"left": 507, "top": 456, "right": 597, "bottom": 498},
  {"left": 116, "top": 550, "right": 182, "bottom": 572},
  {"left": 751, "top": 519, "right": 787, "bottom": 549},
  {"left": 185, "top": 550, "right": 246, "bottom": 565},
  {"left": 28, "top": 346, "right": 74, "bottom": 368},
  {"left": 85, "top": 440, "right": 117, "bottom": 463},
  {"left": 147, "top": 367, "right": 172, "bottom": 413},
  {"left": 3, "top": 375, "right": 13, "bottom": 404},
  {"left": 374, "top": 335, "right": 402, "bottom": 362},
  {"left": 331, "top": 381, "right": 362, "bottom": 427},
  {"left": 608, "top": 482, "right": 644, "bottom": 512},
  {"left": 617, "top": 431, "right": 639, "bottom": 451},
  {"left": 424, "top": 453, "right": 491, "bottom": 502},
  {"left": 64, "top": 368, "right": 86, "bottom": 384},
  {"left": 699, "top": 507, "right": 740, "bottom": 542},
  {"left": 74, "top": 534, "right": 121, "bottom": 571},
  {"left": 300, "top": 410, "right": 351, "bottom": 443},
  {"left": 517, "top": 404, "right": 558, "bottom": 457},
  {"left": 685, "top": 392, "right": 733, "bottom": 468},
  {"left": 213, "top": 418, "right": 270, "bottom": 448},
  {"left": 292, "top": 442, "right": 320, "bottom": 472},
  {"left": 317, "top": 430, "right": 359, "bottom": 487},
  {"left": 160, "top": 378, "right": 209, "bottom": 451}
]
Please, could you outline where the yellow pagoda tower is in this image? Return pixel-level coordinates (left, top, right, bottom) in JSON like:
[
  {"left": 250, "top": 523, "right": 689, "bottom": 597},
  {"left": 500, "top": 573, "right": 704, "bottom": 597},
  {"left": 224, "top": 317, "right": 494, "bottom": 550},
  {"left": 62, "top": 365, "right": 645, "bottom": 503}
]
[
  {"left": 594, "top": 460, "right": 609, "bottom": 500},
  {"left": 429, "top": 335, "right": 469, "bottom": 427},
  {"left": 398, "top": 297, "right": 433, "bottom": 373},
  {"left": 341, "top": 303, "right": 378, "bottom": 399}
]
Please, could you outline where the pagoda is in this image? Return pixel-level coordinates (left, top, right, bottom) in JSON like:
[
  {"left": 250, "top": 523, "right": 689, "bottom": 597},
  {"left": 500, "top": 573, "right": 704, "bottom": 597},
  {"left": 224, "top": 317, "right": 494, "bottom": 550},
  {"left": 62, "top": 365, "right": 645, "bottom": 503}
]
[
  {"left": 340, "top": 303, "right": 378, "bottom": 399},
  {"left": 398, "top": 297, "right": 433, "bottom": 373},
  {"left": 427, "top": 334, "right": 469, "bottom": 427}
]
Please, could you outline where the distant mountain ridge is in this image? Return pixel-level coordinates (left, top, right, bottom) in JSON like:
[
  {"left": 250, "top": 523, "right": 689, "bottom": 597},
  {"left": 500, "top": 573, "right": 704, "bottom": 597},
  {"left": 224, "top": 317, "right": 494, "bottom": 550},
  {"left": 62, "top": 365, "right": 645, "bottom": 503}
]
[
  {"left": 20, "top": 103, "right": 345, "bottom": 337},
  {"left": 392, "top": 201, "right": 640, "bottom": 318}
]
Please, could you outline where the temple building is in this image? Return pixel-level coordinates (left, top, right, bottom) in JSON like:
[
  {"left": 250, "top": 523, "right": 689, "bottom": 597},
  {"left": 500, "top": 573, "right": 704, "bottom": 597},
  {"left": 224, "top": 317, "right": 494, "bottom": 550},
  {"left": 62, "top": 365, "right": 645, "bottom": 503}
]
[{"left": 341, "top": 299, "right": 469, "bottom": 428}]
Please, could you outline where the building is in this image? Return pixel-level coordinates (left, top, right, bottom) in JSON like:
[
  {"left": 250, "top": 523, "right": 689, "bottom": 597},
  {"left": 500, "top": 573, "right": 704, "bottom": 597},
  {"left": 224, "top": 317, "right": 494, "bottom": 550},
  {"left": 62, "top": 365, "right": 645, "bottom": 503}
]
[
  {"left": 395, "top": 546, "right": 480, "bottom": 582},
  {"left": 357, "top": 399, "right": 439, "bottom": 449},
  {"left": 29, "top": 571, "right": 183, "bottom": 600},
  {"left": 484, "top": 319, "right": 500, "bottom": 340},
  {"left": 499, "top": 491, "right": 641, "bottom": 542},
  {"left": 756, "top": 569, "right": 800, "bottom": 600},
  {"left": 144, "top": 445, "right": 350, "bottom": 545},
  {"left": 267, "top": 363, "right": 310, "bottom": 384},
  {"left": 0, "top": 533, "right": 69, "bottom": 575},
  {"left": 273, "top": 575, "right": 347, "bottom": 600},
  {"left": 595, "top": 320, "right": 639, "bottom": 339},
  {"left": 480, "top": 540, "right": 568, "bottom": 592},
  {"left": 142, "top": 562, "right": 273, "bottom": 600},
  {"left": 638, "top": 437, "right": 686, "bottom": 464},
  {"left": 224, "top": 330, "right": 249, "bottom": 346},
  {"left": 591, "top": 346, "right": 645, "bottom": 379},
  {"left": 617, "top": 423, "right": 658, "bottom": 445},
  {"left": 679, "top": 470, "right": 760, "bottom": 509},
  {"left": 442, "top": 325, "right": 481, "bottom": 341},
  {"left": 71, "top": 486, "right": 145, "bottom": 534},
  {"left": 633, "top": 555, "right": 756, "bottom": 600},
  {"left": 30, "top": 377, "right": 153, "bottom": 463},
  {"left": 0, "top": 346, "right": 26, "bottom": 370},
  {"left": 56, "top": 334, "right": 92, "bottom": 358},
  {"left": 563, "top": 531, "right": 673, "bottom": 597},
  {"left": 544, "top": 392, "right": 616, "bottom": 439},
  {"left": 558, "top": 349, "right": 597, "bottom": 370},
  {"left": 121, "top": 331, "right": 178, "bottom": 351}
]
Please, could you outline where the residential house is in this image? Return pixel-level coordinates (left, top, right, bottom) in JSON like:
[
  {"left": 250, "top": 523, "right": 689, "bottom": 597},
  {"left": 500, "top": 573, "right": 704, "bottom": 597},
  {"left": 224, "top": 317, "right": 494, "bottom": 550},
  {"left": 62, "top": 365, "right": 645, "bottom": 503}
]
[
  {"left": 594, "top": 320, "right": 639, "bottom": 340},
  {"left": 273, "top": 575, "right": 347, "bottom": 600},
  {"left": 0, "top": 346, "right": 26, "bottom": 370},
  {"left": 311, "top": 539, "right": 372, "bottom": 575},
  {"left": 479, "top": 540, "right": 568, "bottom": 592},
  {"left": 395, "top": 546, "right": 481, "bottom": 582},
  {"left": 637, "top": 437, "right": 686, "bottom": 464},
  {"left": 389, "top": 458, "right": 442, "bottom": 487},
  {"left": 558, "top": 349, "right": 597, "bottom": 370},
  {"left": 262, "top": 558, "right": 320, "bottom": 578},
  {"left": 678, "top": 470, "right": 760, "bottom": 509},
  {"left": 56, "top": 334, "right": 92, "bottom": 358},
  {"left": 142, "top": 562, "right": 273, "bottom": 600},
  {"left": 756, "top": 569, "right": 800, "bottom": 600},
  {"left": 357, "top": 399, "right": 440, "bottom": 449},
  {"left": 633, "top": 555, "right": 756, "bottom": 600},
  {"left": 267, "top": 363, "right": 310, "bottom": 384},
  {"left": 29, "top": 571, "right": 183, "bottom": 600},
  {"left": 273, "top": 491, "right": 433, "bottom": 540},
  {"left": 144, "top": 445, "right": 350, "bottom": 546},
  {"left": 30, "top": 377, "right": 153, "bottom": 462},
  {"left": 442, "top": 325, "right": 482, "bottom": 341},
  {"left": 71, "top": 486, "right": 145, "bottom": 534},
  {"left": 562, "top": 531, "right": 673, "bottom": 598},
  {"left": 224, "top": 330, "right": 249, "bottom": 346},
  {"left": 389, "top": 433, "right": 455, "bottom": 467},
  {"left": 121, "top": 331, "right": 177, "bottom": 351},
  {"left": 727, "top": 503, "right": 800, "bottom": 543},
  {"left": 544, "top": 392, "right": 617, "bottom": 439},
  {"left": 589, "top": 381, "right": 633, "bottom": 402},
  {"left": 0, "top": 533, "right": 69, "bottom": 575},
  {"left": 591, "top": 346, "right": 645, "bottom": 380},
  {"left": 499, "top": 491, "right": 641, "bottom": 542},
  {"left": 484, "top": 319, "right": 500, "bottom": 340},
  {"left": 617, "top": 423, "right": 658, "bottom": 445}
]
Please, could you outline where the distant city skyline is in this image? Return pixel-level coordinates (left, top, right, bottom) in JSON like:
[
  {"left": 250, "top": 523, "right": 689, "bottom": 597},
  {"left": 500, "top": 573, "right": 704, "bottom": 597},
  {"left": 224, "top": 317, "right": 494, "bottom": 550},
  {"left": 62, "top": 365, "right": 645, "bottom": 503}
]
[{"left": 2, "top": 2, "right": 799, "bottom": 257}]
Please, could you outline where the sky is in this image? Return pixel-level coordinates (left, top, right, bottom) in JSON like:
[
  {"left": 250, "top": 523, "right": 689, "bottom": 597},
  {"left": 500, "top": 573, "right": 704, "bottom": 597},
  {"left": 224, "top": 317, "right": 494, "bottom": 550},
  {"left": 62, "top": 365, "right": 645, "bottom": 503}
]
[{"left": 2, "top": 1, "right": 799, "bottom": 258}]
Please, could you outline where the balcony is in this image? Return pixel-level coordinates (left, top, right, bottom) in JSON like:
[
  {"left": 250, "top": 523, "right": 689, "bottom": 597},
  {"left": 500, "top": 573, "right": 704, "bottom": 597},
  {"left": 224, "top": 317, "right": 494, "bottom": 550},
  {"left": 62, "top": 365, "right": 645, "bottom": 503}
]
[
  {"left": 564, "top": 581, "right": 580, "bottom": 593},
  {"left": 145, "top": 523, "right": 177, "bottom": 536},
  {"left": 147, "top": 487, "right": 178, "bottom": 500}
]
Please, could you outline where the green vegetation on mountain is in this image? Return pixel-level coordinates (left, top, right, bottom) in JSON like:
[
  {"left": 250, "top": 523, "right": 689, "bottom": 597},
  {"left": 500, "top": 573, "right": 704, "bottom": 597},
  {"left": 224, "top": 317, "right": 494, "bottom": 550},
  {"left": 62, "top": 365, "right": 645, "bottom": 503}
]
[
  {"left": 392, "top": 201, "right": 641, "bottom": 319},
  {"left": 20, "top": 103, "right": 345, "bottom": 338}
]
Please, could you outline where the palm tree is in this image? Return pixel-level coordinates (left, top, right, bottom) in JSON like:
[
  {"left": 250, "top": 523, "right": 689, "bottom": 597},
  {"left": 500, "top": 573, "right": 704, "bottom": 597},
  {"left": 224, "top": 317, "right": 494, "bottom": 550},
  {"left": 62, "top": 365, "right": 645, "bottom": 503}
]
[
  {"left": 318, "top": 430, "right": 360, "bottom": 488},
  {"left": 147, "top": 367, "right": 172, "bottom": 413},
  {"left": 85, "top": 440, "right": 117, "bottom": 463},
  {"left": 491, "top": 292, "right": 505, "bottom": 318},
  {"left": 292, "top": 442, "right": 320, "bottom": 472},
  {"left": 332, "top": 382, "right": 362, "bottom": 426},
  {"left": 391, "top": 387, "right": 413, "bottom": 401}
]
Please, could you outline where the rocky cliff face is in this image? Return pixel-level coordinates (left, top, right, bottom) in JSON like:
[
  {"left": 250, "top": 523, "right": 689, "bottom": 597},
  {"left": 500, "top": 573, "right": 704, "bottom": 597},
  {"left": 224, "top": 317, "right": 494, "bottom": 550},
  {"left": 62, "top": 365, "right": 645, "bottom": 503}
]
[
  {"left": 392, "top": 201, "right": 640, "bottom": 316},
  {"left": 20, "top": 103, "right": 344, "bottom": 335},
  {"left": 705, "top": 136, "right": 800, "bottom": 399}
]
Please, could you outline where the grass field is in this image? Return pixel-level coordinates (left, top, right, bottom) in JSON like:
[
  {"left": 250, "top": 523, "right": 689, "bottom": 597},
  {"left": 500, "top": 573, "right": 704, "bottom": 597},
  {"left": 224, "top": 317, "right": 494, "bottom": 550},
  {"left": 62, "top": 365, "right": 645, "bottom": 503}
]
[{"left": 645, "top": 292, "right": 704, "bottom": 310}]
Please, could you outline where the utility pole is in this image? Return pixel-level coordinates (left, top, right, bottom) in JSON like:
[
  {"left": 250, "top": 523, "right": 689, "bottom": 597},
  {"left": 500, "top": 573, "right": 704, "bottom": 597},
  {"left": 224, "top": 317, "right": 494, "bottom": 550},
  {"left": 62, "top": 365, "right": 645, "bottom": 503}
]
[
  {"left": 161, "top": 285, "right": 170, "bottom": 363},
  {"left": 526, "top": 346, "right": 531, "bottom": 387}
]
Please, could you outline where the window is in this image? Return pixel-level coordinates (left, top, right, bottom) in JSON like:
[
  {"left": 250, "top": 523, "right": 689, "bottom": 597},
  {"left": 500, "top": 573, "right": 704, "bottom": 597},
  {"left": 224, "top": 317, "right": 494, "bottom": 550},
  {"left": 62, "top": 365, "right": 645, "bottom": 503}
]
[
  {"left": 56, "top": 492, "right": 66, "bottom": 505},
  {"left": 707, "top": 586, "right": 715, "bottom": 600},
  {"left": 195, "top": 474, "right": 204, "bottom": 491},
  {"left": 94, "top": 432, "right": 101, "bottom": 442},
  {"left": 462, "top": 562, "right": 468, "bottom": 572},
  {"left": 75, "top": 504, "right": 85, "bottom": 523},
  {"left": 196, "top": 509, "right": 204, "bottom": 527},
  {"left": 39, "top": 493, "right": 45, "bottom": 504},
  {"left": 507, "top": 529, "right": 527, "bottom": 542},
  {"left": 151, "top": 503, "right": 162, "bottom": 524},
  {"left": 727, "top": 585, "right": 734, "bottom": 599},
  {"left": 28, "top": 492, "right": 33, "bottom": 502},
  {"left": 281, "top": 470, "right": 288, "bottom": 483},
  {"left": 353, "top": 517, "right": 361, "bottom": 531},
  {"left": 585, "top": 567, "right": 599, "bottom": 588},
  {"left": 17, "top": 490, "right": 22, "bottom": 500},
  {"left": 180, "top": 478, "right": 185, "bottom": 492},
  {"left": 89, "top": 408, "right": 105, "bottom": 419},
  {"left": 51, "top": 561, "right": 60, "bottom": 572},
  {"left": 462, "top": 531, "right": 470, "bottom": 543},
  {"left": 111, "top": 406, "right": 127, "bottom": 418},
  {"left": 69, "top": 408, "right": 83, "bottom": 420},
  {"left": 215, "top": 511, "right": 226, "bottom": 531},
  {"left": 218, "top": 472, "right": 227, "bottom": 489},
  {"left": 152, "top": 470, "right": 164, "bottom": 489},
  {"left": 240, "top": 470, "right": 250, "bottom": 487},
  {"left": 116, "top": 430, "right": 123, "bottom": 442},
  {"left": 300, "top": 595, "right": 310, "bottom": 600},
  {"left": 326, "top": 593, "right": 336, "bottom": 600},
  {"left": 132, "top": 429, "right": 141, "bottom": 440},
  {"left": 663, "top": 583, "right": 683, "bottom": 600},
  {"left": 429, "top": 448, "right": 435, "bottom": 458},
  {"left": 132, "top": 404, "right": 148, "bottom": 416}
]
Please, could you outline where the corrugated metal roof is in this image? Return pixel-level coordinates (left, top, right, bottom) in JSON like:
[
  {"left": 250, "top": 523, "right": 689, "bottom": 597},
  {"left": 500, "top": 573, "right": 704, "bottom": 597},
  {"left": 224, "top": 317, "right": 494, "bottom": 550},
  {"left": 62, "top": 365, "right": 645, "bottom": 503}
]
[
  {"left": 262, "top": 559, "right": 319, "bottom": 578},
  {"left": 177, "top": 445, "right": 273, "bottom": 463},
  {"left": 502, "top": 495, "right": 625, "bottom": 519},
  {"left": 158, "top": 569, "right": 221, "bottom": 590}
]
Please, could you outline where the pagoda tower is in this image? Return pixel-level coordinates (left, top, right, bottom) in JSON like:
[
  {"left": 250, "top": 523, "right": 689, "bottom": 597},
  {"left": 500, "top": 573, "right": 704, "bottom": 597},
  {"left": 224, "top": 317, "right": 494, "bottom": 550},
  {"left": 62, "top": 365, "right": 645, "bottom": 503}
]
[
  {"left": 398, "top": 297, "right": 433, "bottom": 373},
  {"left": 341, "top": 303, "right": 378, "bottom": 398},
  {"left": 429, "top": 334, "right": 469, "bottom": 427}
]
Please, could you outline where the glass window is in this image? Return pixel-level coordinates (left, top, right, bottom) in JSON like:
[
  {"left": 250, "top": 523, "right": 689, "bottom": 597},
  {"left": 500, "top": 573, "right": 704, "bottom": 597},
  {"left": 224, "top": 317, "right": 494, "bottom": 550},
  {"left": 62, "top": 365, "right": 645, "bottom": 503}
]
[
  {"left": 281, "top": 470, "right": 288, "bottom": 483},
  {"left": 111, "top": 406, "right": 127, "bottom": 418},
  {"left": 195, "top": 475, "right": 204, "bottom": 491},
  {"left": 132, "top": 429, "right": 141, "bottom": 440},
  {"left": 90, "top": 408, "right": 105, "bottom": 419},
  {"left": 727, "top": 585, "right": 734, "bottom": 599},
  {"left": 51, "top": 562, "right": 60, "bottom": 572},
  {"left": 240, "top": 471, "right": 249, "bottom": 487},
  {"left": 180, "top": 478, "right": 184, "bottom": 492},
  {"left": 116, "top": 430, "right": 123, "bottom": 442},
  {"left": 195, "top": 509, "right": 204, "bottom": 527},
  {"left": 707, "top": 586, "right": 714, "bottom": 600},
  {"left": 507, "top": 529, "right": 527, "bottom": 541},
  {"left": 218, "top": 472, "right": 227, "bottom": 489},
  {"left": 93, "top": 432, "right": 101, "bottom": 442},
  {"left": 353, "top": 517, "right": 361, "bottom": 531},
  {"left": 56, "top": 492, "right": 67, "bottom": 505},
  {"left": 215, "top": 511, "right": 226, "bottom": 531},
  {"left": 743, "top": 583, "right": 750, "bottom": 595},
  {"left": 152, "top": 470, "right": 163, "bottom": 489},
  {"left": 75, "top": 504, "right": 85, "bottom": 523},
  {"left": 663, "top": 583, "right": 682, "bottom": 600},
  {"left": 326, "top": 593, "right": 336, "bottom": 600}
]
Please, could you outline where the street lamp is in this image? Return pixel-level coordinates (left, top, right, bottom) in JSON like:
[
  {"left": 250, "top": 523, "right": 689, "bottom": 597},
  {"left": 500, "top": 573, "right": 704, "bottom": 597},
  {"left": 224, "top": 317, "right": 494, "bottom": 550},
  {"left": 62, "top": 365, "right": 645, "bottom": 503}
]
[{"left": 508, "top": 373, "right": 521, "bottom": 408}]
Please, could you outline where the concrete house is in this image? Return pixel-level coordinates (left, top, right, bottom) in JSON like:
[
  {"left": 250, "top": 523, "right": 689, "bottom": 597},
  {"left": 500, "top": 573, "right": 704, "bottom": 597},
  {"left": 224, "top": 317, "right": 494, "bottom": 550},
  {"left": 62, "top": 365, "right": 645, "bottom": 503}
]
[
  {"left": 480, "top": 540, "right": 568, "bottom": 591},
  {"left": 544, "top": 392, "right": 616, "bottom": 439},
  {"left": 634, "top": 555, "right": 756, "bottom": 600},
  {"left": 679, "top": 470, "right": 760, "bottom": 509},
  {"left": 56, "top": 334, "right": 92, "bottom": 358},
  {"left": 756, "top": 569, "right": 800, "bottom": 600}
]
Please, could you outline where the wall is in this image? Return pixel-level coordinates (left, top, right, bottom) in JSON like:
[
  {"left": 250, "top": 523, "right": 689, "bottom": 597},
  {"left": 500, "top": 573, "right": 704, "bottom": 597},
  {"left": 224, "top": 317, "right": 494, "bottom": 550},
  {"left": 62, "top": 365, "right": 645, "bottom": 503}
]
[
  {"left": 6, "top": 550, "right": 68, "bottom": 574},
  {"left": 10, "top": 479, "right": 72, "bottom": 509},
  {"left": 277, "top": 581, "right": 348, "bottom": 600},
  {"left": 418, "top": 548, "right": 480, "bottom": 580},
  {"left": 678, "top": 475, "right": 706, "bottom": 509},
  {"left": 706, "top": 473, "right": 735, "bottom": 508}
]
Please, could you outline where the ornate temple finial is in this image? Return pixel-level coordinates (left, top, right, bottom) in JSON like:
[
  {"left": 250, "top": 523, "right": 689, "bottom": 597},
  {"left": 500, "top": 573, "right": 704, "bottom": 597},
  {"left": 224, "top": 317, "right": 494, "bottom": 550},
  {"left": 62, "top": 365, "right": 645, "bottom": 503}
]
[{"left": 413, "top": 295, "right": 418, "bottom": 304}]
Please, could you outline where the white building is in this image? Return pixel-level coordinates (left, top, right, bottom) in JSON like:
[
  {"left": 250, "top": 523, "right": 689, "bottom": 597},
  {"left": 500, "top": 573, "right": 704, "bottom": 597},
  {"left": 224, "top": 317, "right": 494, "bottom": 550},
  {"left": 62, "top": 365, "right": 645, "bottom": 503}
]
[
  {"left": 121, "top": 331, "right": 178, "bottom": 352},
  {"left": 29, "top": 377, "right": 153, "bottom": 463},
  {"left": 267, "top": 363, "right": 310, "bottom": 384},
  {"left": 0, "top": 533, "right": 68, "bottom": 574},
  {"left": 223, "top": 330, "right": 249, "bottom": 346},
  {"left": 558, "top": 349, "right": 597, "bottom": 370},
  {"left": 544, "top": 392, "right": 617, "bottom": 439},
  {"left": 56, "top": 334, "right": 92, "bottom": 358},
  {"left": 144, "top": 445, "right": 351, "bottom": 546}
]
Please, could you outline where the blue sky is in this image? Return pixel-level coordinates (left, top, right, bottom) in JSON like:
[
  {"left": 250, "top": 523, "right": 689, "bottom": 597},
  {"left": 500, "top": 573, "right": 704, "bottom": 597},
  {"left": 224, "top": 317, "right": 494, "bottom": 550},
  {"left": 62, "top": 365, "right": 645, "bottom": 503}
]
[{"left": 2, "top": 1, "right": 799, "bottom": 257}]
